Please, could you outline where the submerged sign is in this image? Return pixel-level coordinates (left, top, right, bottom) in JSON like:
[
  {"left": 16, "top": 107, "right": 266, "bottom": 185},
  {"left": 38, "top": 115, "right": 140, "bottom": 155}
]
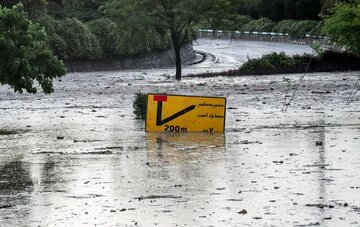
[{"left": 146, "top": 94, "right": 226, "bottom": 132}]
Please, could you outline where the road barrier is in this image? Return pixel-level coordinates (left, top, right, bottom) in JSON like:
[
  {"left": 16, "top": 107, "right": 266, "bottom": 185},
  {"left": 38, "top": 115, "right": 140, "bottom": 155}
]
[{"left": 198, "top": 29, "right": 335, "bottom": 48}]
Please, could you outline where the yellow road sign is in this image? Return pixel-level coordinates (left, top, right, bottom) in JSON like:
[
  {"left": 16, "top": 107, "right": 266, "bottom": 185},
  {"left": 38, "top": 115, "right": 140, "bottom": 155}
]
[{"left": 146, "top": 94, "right": 226, "bottom": 132}]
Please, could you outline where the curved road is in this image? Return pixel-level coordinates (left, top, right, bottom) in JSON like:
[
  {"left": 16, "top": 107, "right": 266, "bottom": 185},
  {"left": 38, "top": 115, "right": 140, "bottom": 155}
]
[{"left": 184, "top": 38, "right": 313, "bottom": 74}]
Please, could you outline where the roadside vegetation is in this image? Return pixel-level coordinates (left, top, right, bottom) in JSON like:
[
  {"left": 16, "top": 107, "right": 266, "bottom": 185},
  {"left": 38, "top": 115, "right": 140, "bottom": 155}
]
[
  {"left": 133, "top": 93, "right": 147, "bottom": 120},
  {"left": 0, "top": 4, "right": 65, "bottom": 94},
  {"left": 189, "top": 50, "right": 360, "bottom": 78}
]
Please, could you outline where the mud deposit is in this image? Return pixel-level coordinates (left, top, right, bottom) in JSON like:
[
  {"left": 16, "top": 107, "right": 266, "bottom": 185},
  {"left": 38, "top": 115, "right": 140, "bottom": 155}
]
[{"left": 1, "top": 39, "right": 360, "bottom": 226}]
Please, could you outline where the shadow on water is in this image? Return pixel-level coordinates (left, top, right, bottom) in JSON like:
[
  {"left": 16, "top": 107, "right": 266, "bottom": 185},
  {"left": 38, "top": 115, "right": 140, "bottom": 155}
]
[{"left": 0, "top": 160, "right": 33, "bottom": 192}]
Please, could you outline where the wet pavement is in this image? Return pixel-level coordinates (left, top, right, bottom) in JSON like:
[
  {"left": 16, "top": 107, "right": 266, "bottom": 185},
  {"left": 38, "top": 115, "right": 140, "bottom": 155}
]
[{"left": 1, "top": 39, "right": 360, "bottom": 226}]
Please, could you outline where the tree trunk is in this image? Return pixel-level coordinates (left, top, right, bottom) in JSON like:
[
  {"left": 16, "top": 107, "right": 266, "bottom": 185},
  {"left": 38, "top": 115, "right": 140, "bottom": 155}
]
[
  {"left": 174, "top": 45, "right": 182, "bottom": 80},
  {"left": 171, "top": 32, "right": 182, "bottom": 80}
]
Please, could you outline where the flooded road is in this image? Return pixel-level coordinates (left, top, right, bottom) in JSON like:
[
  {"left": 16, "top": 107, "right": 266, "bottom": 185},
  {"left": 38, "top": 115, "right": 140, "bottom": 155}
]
[{"left": 1, "top": 39, "right": 360, "bottom": 226}]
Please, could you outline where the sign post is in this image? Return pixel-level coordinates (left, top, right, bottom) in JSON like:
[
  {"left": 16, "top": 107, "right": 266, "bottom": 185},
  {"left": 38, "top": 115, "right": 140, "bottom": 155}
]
[{"left": 146, "top": 94, "right": 226, "bottom": 132}]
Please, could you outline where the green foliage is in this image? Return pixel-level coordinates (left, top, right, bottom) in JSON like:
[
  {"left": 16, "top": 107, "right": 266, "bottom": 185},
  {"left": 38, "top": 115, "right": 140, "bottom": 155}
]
[
  {"left": 192, "top": 50, "right": 360, "bottom": 77},
  {"left": 0, "top": 0, "right": 47, "bottom": 19},
  {"left": 310, "top": 43, "right": 324, "bottom": 55},
  {"left": 232, "top": 0, "right": 262, "bottom": 18},
  {"left": 273, "top": 20, "right": 321, "bottom": 36},
  {"left": 321, "top": 0, "right": 352, "bottom": 16},
  {"left": 323, "top": 2, "right": 360, "bottom": 57},
  {"left": 240, "top": 50, "right": 360, "bottom": 76},
  {"left": 62, "top": 0, "right": 106, "bottom": 21},
  {"left": 293, "top": 20, "right": 320, "bottom": 36},
  {"left": 103, "top": 0, "right": 215, "bottom": 80},
  {"left": 0, "top": 4, "right": 65, "bottom": 93},
  {"left": 201, "top": 0, "right": 234, "bottom": 31},
  {"left": 86, "top": 18, "right": 118, "bottom": 57},
  {"left": 38, "top": 16, "right": 102, "bottom": 59},
  {"left": 242, "top": 0, "right": 322, "bottom": 21},
  {"left": 241, "top": 52, "right": 296, "bottom": 74},
  {"left": 133, "top": 93, "right": 147, "bottom": 120},
  {"left": 36, "top": 15, "right": 66, "bottom": 57},
  {"left": 309, "top": 21, "right": 325, "bottom": 36},
  {"left": 102, "top": 0, "right": 170, "bottom": 56},
  {"left": 57, "top": 18, "right": 102, "bottom": 59},
  {"left": 242, "top": 18, "right": 276, "bottom": 32},
  {"left": 273, "top": 20, "right": 297, "bottom": 33},
  {"left": 219, "top": 15, "right": 252, "bottom": 31}
]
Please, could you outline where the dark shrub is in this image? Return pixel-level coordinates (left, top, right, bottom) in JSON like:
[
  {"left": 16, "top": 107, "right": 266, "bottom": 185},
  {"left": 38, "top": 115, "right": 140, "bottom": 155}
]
[
  {"left": 241, "top": 52, "right": 296, "bottom": 74},
  {"left": 57, "top": 18, "right": 102, "bottom": 59},
  {"left": 38, "top": 16, "right": 102, "bottom": 60},
  {"left": 230, "top": 15, "right": 253, "bottom": 31},
  {"left": 242, "top": 18, "right": 276, "bottom": 32},
  {"left": 133, "top": 93, "right": 147, "bottom": 120},
  {"left": 291, "top": 20, "right": 319, "bottom": 36},
  {"left": 273, "top": 20, "right": 297, "bottom": 34},
  {"left": 87, "top": 18, "right": 118, "bottom": 58}
]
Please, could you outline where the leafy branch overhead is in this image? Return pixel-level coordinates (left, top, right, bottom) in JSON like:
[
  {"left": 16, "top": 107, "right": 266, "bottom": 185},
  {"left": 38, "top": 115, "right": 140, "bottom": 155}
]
[
  {"left": 323, "top": 1, "right": 360, "bottom": 57},
  {"left": 0, "top": 4, "right": 65, "bottom": 94}
]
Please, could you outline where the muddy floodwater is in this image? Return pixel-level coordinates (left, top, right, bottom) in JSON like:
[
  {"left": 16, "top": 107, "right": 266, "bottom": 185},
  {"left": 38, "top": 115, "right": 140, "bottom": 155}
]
[{"left": 1, "top": 39, "right": 360, "bottom": 226}]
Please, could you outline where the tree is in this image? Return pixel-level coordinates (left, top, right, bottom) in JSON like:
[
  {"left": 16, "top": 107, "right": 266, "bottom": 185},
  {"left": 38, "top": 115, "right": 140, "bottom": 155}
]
[
  {"left": 295, "top": 0, "right": 321, "bottom": 20},
  {"left": 103, "top": 0, "right": 218, "bottom": 80},
  {"left": 87, "top": 18, "right": 118, "bottom": 58},
  {"left": 62, "top": 0, "right": 107, "bottom": 21},
  {"left": 203, "top": 0, "right": 240, "bottom": 30},
  {"left": 323, "top": 1, "right": 360, "bottom": 56},
  {"left": 0, "top": 0, "right": 47, "bottom": 19},
  {"left": 0, "top": 4, "right": 65, "bottom": 93},
  {"left": 102, "top": 0, "right": 170, "bottom": 57},
  {"left": 141, "top": 0, "right": 210, "bottom": 80},
  {"left": 321, "top": 0, "right": 353, "bottom": 15}
]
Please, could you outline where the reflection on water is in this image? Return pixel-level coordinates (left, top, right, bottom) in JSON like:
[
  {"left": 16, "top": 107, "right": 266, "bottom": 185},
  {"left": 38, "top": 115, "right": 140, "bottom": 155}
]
[
  {"left": 1, "top": 126, "right": 360, "bottom": 226},
  {"left": 0, "top": 160, "right": 33, "bottom": 192},
  {"left": 146, "top": 132, "right": 226, "bottom": 164}
]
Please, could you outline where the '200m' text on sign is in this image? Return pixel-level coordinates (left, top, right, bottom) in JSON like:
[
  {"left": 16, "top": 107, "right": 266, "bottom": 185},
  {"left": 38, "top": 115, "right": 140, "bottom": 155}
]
[{"left": 146, "top": 94, "right": 226, "bottom": 132}]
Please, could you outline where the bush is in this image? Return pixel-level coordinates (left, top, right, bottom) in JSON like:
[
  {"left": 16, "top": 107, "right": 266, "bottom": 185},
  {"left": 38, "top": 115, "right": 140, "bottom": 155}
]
[
  {"left": 273, "top": 20, "right": 321, "bottom": 36},
  {"left": 241, "top": 52, "right": 296, "bottom": 74},
  {"left": 242, "top": 18, "right": 276, "bottom": 32},
  {"left": 57, "top": 18, "right": 102, "bottom": 59},
  {"left": 227, "top": 15, "right": 253, "bottom": 31},
  {"left": 189, "top": 50, "right": 360, "bottom": 78},
  {"left": 133, "top": 93, "right": 147, "bottom": 120},
  {"left": 87, "top": 18, "right": 118, "bottom": 57},
  {"left": 309, "top": 21, "right": 324, "bottom": 36},
  {"left": 37, "top": 15, "right": 67, "bottom": 58},
  {"left": 291, "top": 20, "right": 319, "bottom": 36},
  {"left": 37, "top": 16, "right": 102, "bottom": 60},
  {"left": 240, "top": 50, "right": 360, "bottom": 75},
  {"left": 323, "top": 2, "right": 360, "bottom": 57},
  {"left": 273, "top": 20, "right": 297, "bottom": 34}
]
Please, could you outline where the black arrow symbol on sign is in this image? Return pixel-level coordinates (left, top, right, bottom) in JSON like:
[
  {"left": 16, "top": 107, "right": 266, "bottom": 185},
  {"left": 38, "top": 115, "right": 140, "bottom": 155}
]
[{"left": 156, "top": 101, "right": 196, "bottom": 126}]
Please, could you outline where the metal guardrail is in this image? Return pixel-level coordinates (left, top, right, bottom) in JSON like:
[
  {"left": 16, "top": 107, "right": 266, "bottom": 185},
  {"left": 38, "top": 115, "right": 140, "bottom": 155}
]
[{"left": 198, "top": 29, "right": 327, "bottom": 39}]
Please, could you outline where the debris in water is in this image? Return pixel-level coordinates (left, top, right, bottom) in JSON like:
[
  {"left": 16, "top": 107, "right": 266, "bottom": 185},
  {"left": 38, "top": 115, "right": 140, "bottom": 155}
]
[{"left": 237, "top": 209, "right": 247, "bottom": 214}]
